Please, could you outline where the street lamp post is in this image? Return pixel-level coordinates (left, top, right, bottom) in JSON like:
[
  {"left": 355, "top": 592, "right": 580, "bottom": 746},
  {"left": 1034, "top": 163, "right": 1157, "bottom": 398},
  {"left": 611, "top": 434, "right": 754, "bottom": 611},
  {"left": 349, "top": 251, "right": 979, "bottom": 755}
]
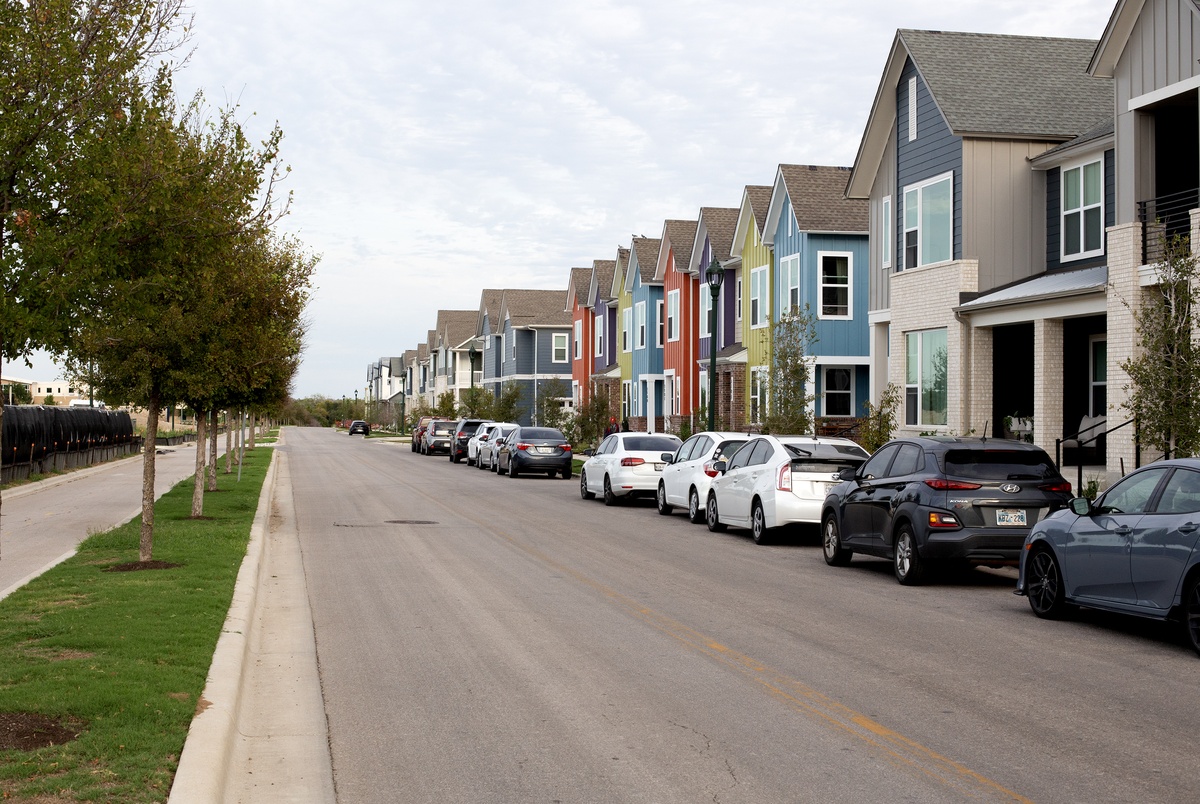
[
  {"left": 469, "top": 346, "right": 479, "bottom": 389},
  {"left": 706, "top": 258, "right": 723, "bottom": 432}
]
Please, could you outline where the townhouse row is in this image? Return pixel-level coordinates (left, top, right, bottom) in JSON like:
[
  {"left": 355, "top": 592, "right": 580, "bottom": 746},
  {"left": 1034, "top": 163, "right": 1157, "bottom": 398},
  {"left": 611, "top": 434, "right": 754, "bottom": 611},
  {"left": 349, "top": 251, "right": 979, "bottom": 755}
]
[{"left": 371, "top": 0, "right": 1199, "bottom": 484}]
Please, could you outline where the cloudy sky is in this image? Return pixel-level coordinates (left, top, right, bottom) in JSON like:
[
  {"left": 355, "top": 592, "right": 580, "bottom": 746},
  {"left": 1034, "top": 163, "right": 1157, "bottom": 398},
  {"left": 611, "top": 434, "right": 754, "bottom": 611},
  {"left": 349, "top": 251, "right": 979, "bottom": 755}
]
[{"left": 27, "top": 0, "right": 1120, "bottom": 398}]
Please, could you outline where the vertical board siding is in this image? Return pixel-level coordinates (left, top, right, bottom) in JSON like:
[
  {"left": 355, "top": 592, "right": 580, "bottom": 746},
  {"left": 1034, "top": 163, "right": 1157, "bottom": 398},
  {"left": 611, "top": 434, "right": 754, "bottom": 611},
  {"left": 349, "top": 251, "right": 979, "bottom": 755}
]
[{"left": 1045, "top": 149, "right": 1115, "bottom": 273}]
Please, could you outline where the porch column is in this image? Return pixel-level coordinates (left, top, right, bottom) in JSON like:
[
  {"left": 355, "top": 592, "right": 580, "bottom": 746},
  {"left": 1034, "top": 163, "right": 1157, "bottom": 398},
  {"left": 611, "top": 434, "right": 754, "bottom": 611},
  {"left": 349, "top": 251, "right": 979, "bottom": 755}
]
[
  {"left": 1032, "top": 319, "right": 1063, "bottom": 458},
  {"left": 1106, "top": 221, "right": 1143, "bottom": 482},
  {"left": 645, "top": 380, "right": 656, "bottom": 434},
  {"left": 968, "top": 326, "right": 993, "bottom": 437}
]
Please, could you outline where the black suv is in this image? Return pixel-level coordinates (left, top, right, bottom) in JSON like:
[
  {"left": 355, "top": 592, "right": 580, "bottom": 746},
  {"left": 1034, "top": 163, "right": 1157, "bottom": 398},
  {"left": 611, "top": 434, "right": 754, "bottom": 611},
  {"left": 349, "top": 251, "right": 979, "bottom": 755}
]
[
  {"left": 450, "top": 418, "right": 487, "bottom": 463},
  {"left": 348, "top": 420, "right": 369, "bottom": 436},
  {"left": 820, "top": 437, "right": 1072, "bottom": 585}
]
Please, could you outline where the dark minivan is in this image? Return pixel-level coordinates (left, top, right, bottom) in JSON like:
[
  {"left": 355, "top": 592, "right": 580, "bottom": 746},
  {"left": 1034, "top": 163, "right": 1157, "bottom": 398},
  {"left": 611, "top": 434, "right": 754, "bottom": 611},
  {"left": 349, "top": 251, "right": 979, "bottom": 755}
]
[{"left": 820, "top": 437, "right": 1072, "bottom": 585}]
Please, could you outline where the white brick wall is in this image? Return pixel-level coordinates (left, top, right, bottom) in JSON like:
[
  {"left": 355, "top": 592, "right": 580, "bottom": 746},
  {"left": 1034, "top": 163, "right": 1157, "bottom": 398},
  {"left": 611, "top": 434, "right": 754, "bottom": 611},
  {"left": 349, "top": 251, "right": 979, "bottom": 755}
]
[
  {"left": 1032, "top": 319, "right": 1063, "bottom": 457},
  {"left": 1105, "top": 222, "right": 1142, "bottom": 483}
]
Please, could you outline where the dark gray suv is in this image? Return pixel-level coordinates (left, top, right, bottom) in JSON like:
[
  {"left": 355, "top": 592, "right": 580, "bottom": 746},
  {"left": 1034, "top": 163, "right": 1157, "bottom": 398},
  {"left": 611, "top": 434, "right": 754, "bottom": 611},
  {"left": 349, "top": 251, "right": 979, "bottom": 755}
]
[{"left": 820, "top": 437, "right": 1073, "bottom": 585}]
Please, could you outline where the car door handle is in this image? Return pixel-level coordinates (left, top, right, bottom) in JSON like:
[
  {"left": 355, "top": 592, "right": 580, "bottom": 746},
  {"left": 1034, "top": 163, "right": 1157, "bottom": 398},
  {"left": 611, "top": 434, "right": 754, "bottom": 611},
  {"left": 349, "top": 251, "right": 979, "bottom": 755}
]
[
  {"left": 1180, "top": 522, "right": 1198, "bottom": 533},
  {"left": 1114, "top": 526, "right": 1132, "bottom": 536}
]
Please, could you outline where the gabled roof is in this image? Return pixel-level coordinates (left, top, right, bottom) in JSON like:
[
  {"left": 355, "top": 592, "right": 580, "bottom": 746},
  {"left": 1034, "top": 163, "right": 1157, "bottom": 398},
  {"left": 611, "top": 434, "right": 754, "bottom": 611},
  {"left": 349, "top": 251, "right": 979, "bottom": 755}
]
[
  {"left": 416, "top": 342, "right": 428, "bottom": 360},
  {"left": 653, "top": 220, "right": 698, "bottom": 282},
  {"left": 687, "top": 206, "right": 740, "bottom": 274},
  {"left": 628, "top": 235, "right": 662, "bottom": 288},
  {"left": 730, "top": 185, "right": 773, "bottom": 258},
  {"left": 435, "top": 309, "right": 477, "bottom": 351},
  {"left": 608, "top": 246, "right": 630, "bottom": 301},
  {"left": 477, "top": 288, "right": 504, "bottom": 336},
  {"left": 403, "top": 349, "right": 416, "bottom": 364},
  {"left": 565, "top": 267, "right": 592, "bottom": 312},
  {"left": 499, "top": 289, "right": 572, "bottom": 329},
  {"left": 848, "top": 29, "right": 1113, "bottom": 198},
  {"left": 1029, "top": 117, "right": 1115, "bottom": 167},
  {"left": 588, "top": 259, "right": 616, "bottom": 306},
  {"left": 763, "top": 165, "right": 867, "bottom": 244},
  {"left": 1088, "top": 0, "right": 1147, "bottom": 77}
]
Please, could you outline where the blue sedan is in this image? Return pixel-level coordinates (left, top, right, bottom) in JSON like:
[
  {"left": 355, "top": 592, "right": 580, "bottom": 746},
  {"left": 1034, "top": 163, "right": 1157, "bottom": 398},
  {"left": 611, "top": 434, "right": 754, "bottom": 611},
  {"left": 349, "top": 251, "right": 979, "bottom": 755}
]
[{"left": 1016, "top": 458, "right": 1200, "bottom": 656}]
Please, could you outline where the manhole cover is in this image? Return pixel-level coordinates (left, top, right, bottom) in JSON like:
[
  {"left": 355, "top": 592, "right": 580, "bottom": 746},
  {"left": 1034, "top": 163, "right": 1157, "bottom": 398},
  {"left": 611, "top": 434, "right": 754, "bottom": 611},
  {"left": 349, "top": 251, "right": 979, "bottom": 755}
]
[{"left": 385, "top": 520, "right": 438, "bottom": 525}]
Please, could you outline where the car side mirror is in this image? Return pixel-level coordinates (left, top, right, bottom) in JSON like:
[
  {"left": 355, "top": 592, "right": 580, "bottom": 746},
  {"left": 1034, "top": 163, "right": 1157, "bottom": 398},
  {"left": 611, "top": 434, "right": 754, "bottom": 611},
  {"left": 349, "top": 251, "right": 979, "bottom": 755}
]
[
  {"left": 582, "top": 448, "right": 595, "bottom": 456},
  {"left": 660, "top": 452, "right": 674, "bottom": 464},
  {"left": 713, "top": 460, "right": 728, "bottom": 474},
  {"left": 837, "top": 466, "right": 857, "bottom": 482},
  {"left": 1069, "top": 497, "right": 1094, "bottom": 516}
]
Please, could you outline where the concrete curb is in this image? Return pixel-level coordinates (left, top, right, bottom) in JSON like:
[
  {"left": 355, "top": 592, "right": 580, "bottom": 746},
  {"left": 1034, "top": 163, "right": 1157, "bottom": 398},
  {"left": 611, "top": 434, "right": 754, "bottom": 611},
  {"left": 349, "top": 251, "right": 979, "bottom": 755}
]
[{"left": 168, "top": 445, "right": 279, "bottom": 803}]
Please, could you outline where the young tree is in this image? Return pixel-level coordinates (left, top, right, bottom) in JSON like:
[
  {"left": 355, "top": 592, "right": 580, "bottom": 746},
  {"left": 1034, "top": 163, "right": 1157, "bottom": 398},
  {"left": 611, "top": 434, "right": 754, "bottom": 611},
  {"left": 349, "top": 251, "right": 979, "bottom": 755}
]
[
  {"left": 457, "top": 386, "right": 493, "bottom": 419},
  {"left": 433, "top": 391, "right": 458, "bottom": 418},
  {"left": 1122, "top": 235, "right": 1200, "bottom": 458},
  {"left": 492, "top": 382, "right": 525, "bottom": 424},
  {"left": 534, "top": 378, "right": 571, "bottom": 431},
  {"left": 766, "top": 305, "right": 818, "bottom": 435},
  {"left": 858, "top": 383, "right": 901, "bottom": 453},
  {"left": 574, "top": 382, "right": 616, "bottom": 449}
]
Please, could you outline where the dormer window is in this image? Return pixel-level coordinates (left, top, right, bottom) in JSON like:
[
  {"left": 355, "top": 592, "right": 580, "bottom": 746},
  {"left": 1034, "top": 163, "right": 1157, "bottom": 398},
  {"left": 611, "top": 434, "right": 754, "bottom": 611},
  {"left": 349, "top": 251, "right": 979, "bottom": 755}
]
[{"left": 1062, "top": 158, "right": 1103, "bottom": 260}]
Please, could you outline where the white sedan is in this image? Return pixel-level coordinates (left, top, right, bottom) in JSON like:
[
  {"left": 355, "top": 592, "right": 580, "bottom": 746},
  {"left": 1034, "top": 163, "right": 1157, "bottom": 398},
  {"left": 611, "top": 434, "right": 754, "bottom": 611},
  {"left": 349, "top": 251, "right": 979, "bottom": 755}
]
[
  {"left": 580, "top": 432, "right": 683, "bottom": 506},
  {"left": 706, "top": 434, "right": 868, "bottom": 544},
  {"left": 656, "top": 431, "right": 753, "bottom": 524}
]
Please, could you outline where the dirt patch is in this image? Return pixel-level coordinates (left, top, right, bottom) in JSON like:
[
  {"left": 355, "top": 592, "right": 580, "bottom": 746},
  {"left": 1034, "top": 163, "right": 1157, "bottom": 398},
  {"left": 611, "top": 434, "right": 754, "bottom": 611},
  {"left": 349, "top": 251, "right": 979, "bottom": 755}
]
[
  {"left": 23, "top": 647, "right": 95, "bottom": 662},
  {"left": 0, "top": 712, "right": 83, "bottom": 751},
  {"left": 102, "top": 560, "right": 181, "bottom": 573},
  {"left": 194, "top": 696, "right": 211, "bottom": 717},
  {"left": 166, "top": 692, "right": 190, "bottom": 703}
]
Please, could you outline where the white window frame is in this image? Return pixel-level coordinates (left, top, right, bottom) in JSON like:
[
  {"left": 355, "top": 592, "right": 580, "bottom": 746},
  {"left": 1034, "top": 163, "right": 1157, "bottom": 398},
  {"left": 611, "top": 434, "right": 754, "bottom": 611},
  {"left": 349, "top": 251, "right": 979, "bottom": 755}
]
[
  {"left": 655, "top": 299, "right": 664, "bottom": 348},
  {"left": 822, "top": 366, "right": 854, "bottom": 418},
  {"left": 1061, "top": 157, "right": 1105, "bottom": 262},
  {"left": 881, "top": 195, "right": 892, "bottom": 270},
  {"left": 699, "top": 284, "right": 712, "bottom": 338},
  {"left": 631, "top": 378, "right": 641, "bottom": 416},
  {"left": 902, "top": 171, "right": 953, "bottom": 270},
  {"left": 698, "top": 369, "right": 709, "bottom": 413},
  {"left": 621, "top": 380, "right": 631, "bottom": 419},
  {"left": 594, "top": 313, "right": 604, "bottom": 357},
  {"left": 750, "top": 366, "right": 768, "bottom": 424},
  {"left": 817, "top": 251, "right": 853, "bottom": 320},
  {"left": 1089, "top": 335, "right": 1107, "bottom": 417},
  {"left": 552, "top": 332, "right": 569, "bottom": 363},
  {"left": 904, "top": 328, "right": 948, "bottom": 428},
  {"left": 908, "top": 76, "right": 917, "bottom": 142},
  {"left": 750, "top": 265, "right": 769, "bottom": 329},
  {"left": 781, "top": 253, "right": 801, "bottom": 313},
  {"left": 667, "top": 289, "right": 680, "bottom": 342},
  {"left": 573, "top": 320, "right": 582, "bottom": 360},
  {"left": 622, "top": 307, "right": 632, "bottom": 353},
  {"left": 635, "top": 301, "right": 647, "bottom": 349},
  {"left": 735, "top": 277, "right": 743, "bottom": 322}
]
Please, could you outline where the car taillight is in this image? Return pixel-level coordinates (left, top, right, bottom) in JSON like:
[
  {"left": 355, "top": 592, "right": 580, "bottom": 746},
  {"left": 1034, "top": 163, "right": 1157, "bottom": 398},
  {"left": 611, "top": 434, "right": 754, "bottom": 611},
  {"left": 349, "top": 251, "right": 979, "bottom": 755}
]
[
  {"left": 703, "top": 461, "right": 718, "bottom": 478},
  {"left": 457, "top": 431, "right": 466, "bottom": 439},
  {"left": 621, "top": 457, "right": 645, "bottom": 467},
  {"left": 516, "top": 442, "right": 530, "bottom": 451},
  {"left": 924, "top": 478, "right": 982, "bottom": 490},
  {"left": 1039, "top": 480, "right": 1072, "bottom": 494},
  {"left": 928, "top": 512, "right": 961, "bottom": 528},
  {"left": 777, "top": 462, "right": 792, "bottom": 491},
  {"left": 559, "top": 444, "right": 572, "bottom": 452}
]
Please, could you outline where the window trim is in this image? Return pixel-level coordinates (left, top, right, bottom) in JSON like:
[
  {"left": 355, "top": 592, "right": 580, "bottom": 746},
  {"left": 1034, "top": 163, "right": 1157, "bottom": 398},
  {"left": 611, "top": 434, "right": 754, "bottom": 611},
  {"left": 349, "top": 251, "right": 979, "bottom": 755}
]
[
  {"left": 902, "top": 170, "right": 954, "bottom": 270},
  {"left": 781, "top": 253, "right": 801, "bottom": 313},
  {"left": 822, "top": 366, "right": 854, "bottom": 418},
  {"left": 817, "top": 251, "right": 853, "bottom": 320},
  {"left": 904, "top": 328, "right": 948, "bottom": 428},
  {"left": 881, "top": 195, "right": 892, "bottom": 270},
  {"left": 655, "top": 299, "right": 664, "bottom": 348},
  {"left": 699, "top": 284, "right": 712, "bottom": 338},
  {"left": 750, "top": 366, "right": 769, "bottom": 423},
  {"left": 552, "top": 332, "right": 569, "bottom": 364},
  {"left": 1060, "top": 157, "right": 1105, "bottom": 262},
  {"left": 594, "top": 312, "right": 604, "bottom": 357},
  {"left": 735, "top": 277, "right": 743, "bottom": 322},
  {"left": 750, "top": 264, "right": 769, "bottom": 330},
  {"left": 1089, "top": 334, "right": 1107, "bottom": 418},
  {"left": 622, "top": 307, "right": 632, "bottom": 353},
  {"left": 666, "top": 289, "right": 680, "bottom": 342},
  {"left": 573, "top": 320, "right": 582, "bottom": 360},
  {"left": 635, "top": 301, "right": 647, "bottom": 350}
]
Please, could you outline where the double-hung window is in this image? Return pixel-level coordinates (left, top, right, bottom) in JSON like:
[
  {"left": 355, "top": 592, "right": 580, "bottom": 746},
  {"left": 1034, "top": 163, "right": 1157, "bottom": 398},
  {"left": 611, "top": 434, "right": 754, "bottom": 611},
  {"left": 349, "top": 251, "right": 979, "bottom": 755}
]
[
  {"left": 750, "top": 265, "right": 769, "bottom": 328},
  {"left": 818, "top": 252, "right": 852, "bottom": 319},
  {"left": 823, "top": 367, "right": 852, "bottom": 417},
  {"left": 573, "top": 320, "right": 582, "bottom": 360},
  {"left": 881, "top": 195, "right": 892, "bottom": 270},
  {"left": 666, "top": 290, "right": 680, "bottom": 342},
  {"left": 635, "top": 301, "right": 647, "bottom": 349},
  {"left": 655, "top": 299, "right": 664, "bottom": 348},
  {"left": 622, "top": 308, "right": 632, "bottom": 353},
  {"left": 902, "top": 172, "right": 953, "bottom": 269},
  {"left": 735, "top": 277, "right": 743, "bottom": 322},
  {"left": 699, "top": 285, "right": 712, "bottom": 338},
  {"left": 594, "top": 313, "right": 604, "bottom": 357},
  {"left": 781, "top": 254, "right": 801, "bottom": 312},
  {"left": 750, "top": 367, "right": 768, "bottom": 423},
  {"left": 1062, "top": 158, "right": 1103, "bottom": 260},
  {"left": 905, "top": 329, "right": 947, "bottom": 427},
  {"left": 553, "top": 332, "right": 569, "bottom": 363}
]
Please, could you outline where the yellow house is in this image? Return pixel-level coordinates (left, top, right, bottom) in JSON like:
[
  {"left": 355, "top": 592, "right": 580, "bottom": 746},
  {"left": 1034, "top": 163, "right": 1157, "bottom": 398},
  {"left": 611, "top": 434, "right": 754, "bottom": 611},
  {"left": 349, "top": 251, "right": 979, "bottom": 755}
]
[
  {"left": 730, "top": 185, "right": 775, "bottom": 427},
  {"left": 609, "top": 244, "right": 635, "bottom": 422}
]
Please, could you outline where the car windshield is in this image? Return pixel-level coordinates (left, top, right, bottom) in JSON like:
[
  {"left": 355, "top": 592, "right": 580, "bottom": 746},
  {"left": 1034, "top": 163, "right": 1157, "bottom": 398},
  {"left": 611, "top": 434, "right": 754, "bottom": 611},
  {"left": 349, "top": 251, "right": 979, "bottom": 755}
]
[
  {"left": 521, "top": 428, "right": 564, "bottom": 440},
  {"left": 431, "top": 422, "right": 455, "bottom": 435},
  {"left": 623, "top": 436, "right": 681, "bottom": 452},
  {"left": 713, "top": 440, "right": 747, "bottom": 460},
  {"left": 783, "top": 443, "right": 869, "bottom": 461},
  {"left": 942, "top": 449, "right": 1058, "bottom": 480}
]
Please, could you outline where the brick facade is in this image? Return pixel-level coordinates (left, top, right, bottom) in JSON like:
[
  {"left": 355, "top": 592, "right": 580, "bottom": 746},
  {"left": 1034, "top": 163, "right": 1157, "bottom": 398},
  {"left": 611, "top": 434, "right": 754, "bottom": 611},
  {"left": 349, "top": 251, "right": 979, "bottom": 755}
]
[{"left": 715, "top": 364, "right": 746, "bottom": 431}]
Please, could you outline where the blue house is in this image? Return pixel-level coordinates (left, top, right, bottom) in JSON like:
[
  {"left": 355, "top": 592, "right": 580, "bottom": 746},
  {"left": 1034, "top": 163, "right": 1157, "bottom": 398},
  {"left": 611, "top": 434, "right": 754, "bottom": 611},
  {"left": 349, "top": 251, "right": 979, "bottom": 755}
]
[
  {"left": 495, "top": 289, "right": 573, "bottom": 425},
  {"left": 625, "top": 235, "right": 664, "bottom": 432},
  {"left": 762, "top": 164, "right": 870, "bottom": 421}
]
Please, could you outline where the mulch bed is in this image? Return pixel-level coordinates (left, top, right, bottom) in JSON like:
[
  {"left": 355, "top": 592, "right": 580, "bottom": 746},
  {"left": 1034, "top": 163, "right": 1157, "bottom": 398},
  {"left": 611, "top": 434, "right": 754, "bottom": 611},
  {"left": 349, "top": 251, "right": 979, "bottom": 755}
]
[
  {"left": 102, "top": 560, "right": 182, "bottom": 573},
  {"left": 0, "top": 712, "right": 83, "bottom": 751}
]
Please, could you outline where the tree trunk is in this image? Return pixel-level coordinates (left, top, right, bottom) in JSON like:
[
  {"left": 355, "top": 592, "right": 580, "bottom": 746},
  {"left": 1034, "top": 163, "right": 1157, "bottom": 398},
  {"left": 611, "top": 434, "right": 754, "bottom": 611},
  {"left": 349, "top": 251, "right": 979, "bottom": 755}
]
[
  {"left": 224, "top": 411, "right": 232, "bottom": 474},
  {"left": 140, "top": 398, "right": 160, "bottom": 562},
  {"left": 207, "top": 409, "right": 218, "bottom": 491},
  {"left": 248, "top": 413, "right": 256, "bottom": 449},
  {"left": 191, "top": 407, "right": 207, "bottom": 518}
]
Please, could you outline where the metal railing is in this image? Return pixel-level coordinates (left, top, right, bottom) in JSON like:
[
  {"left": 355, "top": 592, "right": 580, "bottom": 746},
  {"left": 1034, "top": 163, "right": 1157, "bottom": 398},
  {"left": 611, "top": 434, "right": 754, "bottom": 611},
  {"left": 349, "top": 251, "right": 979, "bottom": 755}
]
[
  {"left": 1055, "top": 416, "right": 1136, "bottom": 493},
  {"left": 1137, "top": 188, "right": 1198, "bottom": 264}
]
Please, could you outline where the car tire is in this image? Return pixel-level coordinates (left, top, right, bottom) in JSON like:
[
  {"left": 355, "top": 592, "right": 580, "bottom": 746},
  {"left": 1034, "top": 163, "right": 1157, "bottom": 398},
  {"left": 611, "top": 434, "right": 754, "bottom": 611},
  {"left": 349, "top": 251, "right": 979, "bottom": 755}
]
[
  {"left": 656, "top": 482, "right": 672, "bottom": 516},
  {"left": 1026, "top": 545, "right": 1068, "bottom": 619},
  {"left": 451, "top": 451, "right": 459, "bottom": 464},
  {"left": 560, "top": 467, "right": 572, "bottom": 480},
  {"left": 497, "top": 457, "right": 506, "bottom": 475},
  {"left": 580, "top": 470, "right": 595, "bottom": 500},
  {"left": 706, "top": 492, "right": 726, "bottom": 532},
  {"left": 893, "top": 525, "right": 925, "bottom": 586},
  {"left": 1184, "top": 574, "right": 1200, "bottom": 657},
  {"left": 822, "top": 514, "right": 852, "bottom": 566},
  {"left": 750, "top": 500, "right": 770, "bottom": 545},
  {"left": 509, "top": 462, "right": 519, "bottom": 479},
  {"left": 687, "top": 488, "right": 704, "bottom": 524},
  {"left": 603, "top": 476, "right": 619, "bottom": 507}
]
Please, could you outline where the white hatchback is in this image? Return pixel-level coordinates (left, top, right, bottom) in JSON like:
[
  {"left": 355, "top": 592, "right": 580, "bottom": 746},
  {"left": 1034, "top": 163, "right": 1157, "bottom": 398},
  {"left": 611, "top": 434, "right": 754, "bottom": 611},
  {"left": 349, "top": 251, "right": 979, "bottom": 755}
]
[
  {"left": 706, "top": 434, "right": 868, "bottom": 544},
  {"left": 655, "top": 432, "right": 754, "bottom": 524},
  {"left": 580, "top": 432, "right": 683, "bottom": 506}
]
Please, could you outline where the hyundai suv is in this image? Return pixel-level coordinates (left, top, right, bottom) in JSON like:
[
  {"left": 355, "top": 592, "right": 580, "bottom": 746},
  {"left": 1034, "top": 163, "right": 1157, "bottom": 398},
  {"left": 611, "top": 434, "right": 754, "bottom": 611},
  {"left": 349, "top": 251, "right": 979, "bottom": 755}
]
[{"left": 820, "top": 437, "right": 1072, "bottom": 585}]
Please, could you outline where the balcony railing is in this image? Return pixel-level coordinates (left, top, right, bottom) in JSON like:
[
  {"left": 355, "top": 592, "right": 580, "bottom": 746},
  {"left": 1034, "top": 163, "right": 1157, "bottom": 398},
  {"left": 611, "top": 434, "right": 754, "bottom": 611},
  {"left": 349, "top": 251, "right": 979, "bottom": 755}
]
[{"left": 1137, "top": 187, "right": 1198, "bottom": 264}]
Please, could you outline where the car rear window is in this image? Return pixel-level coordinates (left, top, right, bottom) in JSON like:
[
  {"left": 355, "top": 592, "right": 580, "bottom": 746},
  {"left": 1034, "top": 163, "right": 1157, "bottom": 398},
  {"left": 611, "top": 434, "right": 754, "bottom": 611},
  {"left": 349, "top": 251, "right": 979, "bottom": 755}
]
[
  {"left": 713, "top": 439, "right": 746, "bottom": 461},
  {"left": 624, "top": 436, "right": 682, "bottom": 452},
  {"left": 431, "top": 422, "right": 455, "bottom": 435},
  {"left": 942, "top": 449, "right": 1058, "bottom": 480},
  {"left": 521, "top": 428, "right": 564, "bottom": 439}
]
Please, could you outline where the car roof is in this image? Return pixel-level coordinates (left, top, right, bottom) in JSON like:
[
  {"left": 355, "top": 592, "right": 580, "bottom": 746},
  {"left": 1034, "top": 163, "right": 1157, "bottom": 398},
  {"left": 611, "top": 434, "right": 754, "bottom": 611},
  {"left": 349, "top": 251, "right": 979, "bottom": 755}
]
[{"left": 890, "top": 436, "right": 1049, "bottom": 452}]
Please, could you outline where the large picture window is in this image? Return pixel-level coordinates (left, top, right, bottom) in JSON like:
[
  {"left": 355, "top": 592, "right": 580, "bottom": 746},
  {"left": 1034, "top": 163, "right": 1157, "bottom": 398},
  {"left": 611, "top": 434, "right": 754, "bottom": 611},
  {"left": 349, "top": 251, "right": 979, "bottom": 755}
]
[
  {"left": 750, "top": 265, "right": 769, "bottom": 328},
  {"left": 905, "top": 329, "right": 947, "bottom": 427},
  {"left": 1062, "top": 159, "right": 1103, "bottom": 260},
  {"left": 903, "top": 172, "right": 953, "bottom": 269},
  {"left": 818, "top": 252, "right": 852, "bottom": 319}
]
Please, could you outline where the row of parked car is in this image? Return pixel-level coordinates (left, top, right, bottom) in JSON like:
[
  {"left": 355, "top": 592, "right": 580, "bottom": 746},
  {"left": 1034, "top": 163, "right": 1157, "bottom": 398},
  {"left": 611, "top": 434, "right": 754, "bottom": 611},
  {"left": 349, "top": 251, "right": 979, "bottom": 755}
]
[{"left": 396, "top": 417, "right": 1200, "bottom": 657}]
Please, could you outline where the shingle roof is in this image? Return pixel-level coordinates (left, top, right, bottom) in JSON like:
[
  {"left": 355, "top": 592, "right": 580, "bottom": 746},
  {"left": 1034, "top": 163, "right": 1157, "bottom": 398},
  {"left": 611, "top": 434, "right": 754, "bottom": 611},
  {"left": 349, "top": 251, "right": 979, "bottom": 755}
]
[
  {"left": 778, "top": 165, "right": 867, "bottom": 231},
  {"left": 610, "top": 246, "right": 630, "bottom": 299},
  {"left": 700, "top": 207, "right": 740, "bottom": 261},
  {"left": 477, "top": 288, "right": 504, "bottom": 335},
  {"left": 436, "top": 309, "right": 477, "bottom": 350},
  {"left": 661, "top": 220, "right": 698, "bottom": 278},
  {"left": 899, "top": 29, "right": 1113, "bottom": 139},
  {"left": 1032, "top": 117, "right": 1114, "bottom": 163},
  {"left": 567, "top": 267, "right": 592, "bottom": 310},
  {"left": 591, "top": 259, "right": 616, "bottom": 304},
  {"left": 501, "top": 289, "right": 572, "bottom": 327},
  {"left": 632, "top": 236, "right": 662, "bottom": 283},
  {"left": 745, "top": 186, "right": 773, "bottom": 234}
]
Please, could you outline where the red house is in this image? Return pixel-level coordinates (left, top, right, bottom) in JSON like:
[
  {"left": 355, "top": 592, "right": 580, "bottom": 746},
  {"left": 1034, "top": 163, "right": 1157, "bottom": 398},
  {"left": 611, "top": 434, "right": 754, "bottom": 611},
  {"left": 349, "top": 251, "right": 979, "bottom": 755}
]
[
  {"left": 653, "top": 219, "right": 698, "bottom": 433},
  {"left": 566, "top": 266, "right": 594, "bottom": 407}
]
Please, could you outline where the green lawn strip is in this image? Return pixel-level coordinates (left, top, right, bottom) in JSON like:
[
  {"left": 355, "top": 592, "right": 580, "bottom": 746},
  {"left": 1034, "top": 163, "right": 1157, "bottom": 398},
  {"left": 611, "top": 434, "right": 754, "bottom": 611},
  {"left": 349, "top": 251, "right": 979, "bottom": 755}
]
[{"left": 0, "top": 448, "right": 271, "bottom": 802}]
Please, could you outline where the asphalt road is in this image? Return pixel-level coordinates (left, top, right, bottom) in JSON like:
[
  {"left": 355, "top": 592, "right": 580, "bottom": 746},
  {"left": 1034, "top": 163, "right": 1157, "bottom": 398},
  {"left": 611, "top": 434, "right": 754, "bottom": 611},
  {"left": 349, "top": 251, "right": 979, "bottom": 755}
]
[{"left": 283, "top": 427, "right": 1200, "bottom": 803}]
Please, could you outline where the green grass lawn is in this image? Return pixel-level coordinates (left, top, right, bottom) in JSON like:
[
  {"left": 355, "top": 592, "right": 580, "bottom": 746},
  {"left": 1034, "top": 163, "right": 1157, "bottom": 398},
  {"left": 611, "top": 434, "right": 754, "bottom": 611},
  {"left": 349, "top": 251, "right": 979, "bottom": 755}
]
[{"left": 0, "top": 447, "right": 272, "bottom": 802}]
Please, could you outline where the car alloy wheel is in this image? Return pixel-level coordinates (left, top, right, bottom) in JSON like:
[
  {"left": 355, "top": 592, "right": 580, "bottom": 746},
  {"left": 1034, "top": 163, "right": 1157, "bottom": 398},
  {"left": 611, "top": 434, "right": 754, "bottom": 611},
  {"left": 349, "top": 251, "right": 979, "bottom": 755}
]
[
  {"left": 688, "top": 488, "right": 703, "bottom": 524},
  {"left": 893, "top": 525, "right": 925, "bottom": 586},
  {"left": 1026, "top": 546, "right": 1067, "bottom": 619},
  {"left": 603, "top": 476, "right": 618, "bottom": 506},
  {"left": 580, "top": 470, "right": 595, "bottom": 500},
  {"left": 822, "top": 515, "right": 852, "bottom": 566},
  {"left": 706, "top": 492, "right": 726, "bottom": 532},
  {"left": 1185, "top": 575, "right": 1200, "bottom": 657},
  {"left": 509, "top": 460, "right": 520, "bottom": 479},
  {"left": 751, "top": 501, "right": 769, "bottom": 545},
  {"left": 656, "top": 482, "right": 672, "bottom": 516}
]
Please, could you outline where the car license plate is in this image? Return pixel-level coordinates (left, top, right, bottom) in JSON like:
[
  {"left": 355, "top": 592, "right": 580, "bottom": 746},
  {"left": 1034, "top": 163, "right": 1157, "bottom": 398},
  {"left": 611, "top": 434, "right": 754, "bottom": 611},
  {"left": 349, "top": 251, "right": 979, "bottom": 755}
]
[
  {"left": 654, "top": 463, "right": 664, "bottom": 471},
  {"left": 537, "top": 446, "right": 554, "bottom": 454},
  {"left": 996, "top": 508, "right": 1027, "bottom": 526}
]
